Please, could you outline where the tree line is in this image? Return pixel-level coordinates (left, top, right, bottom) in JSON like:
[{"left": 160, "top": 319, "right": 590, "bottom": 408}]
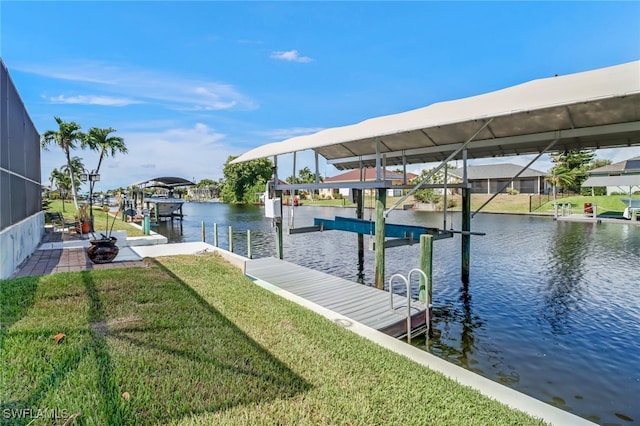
[{"left": 41, "top": 118, "right": 611, "bottom": 208}]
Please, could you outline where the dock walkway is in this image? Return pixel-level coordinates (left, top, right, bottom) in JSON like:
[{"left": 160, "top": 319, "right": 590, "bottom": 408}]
[{"left": 245, "top": 257, "right": 427, "bottom": 338}]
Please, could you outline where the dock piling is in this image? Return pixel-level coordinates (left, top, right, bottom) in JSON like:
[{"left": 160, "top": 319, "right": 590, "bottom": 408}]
[
  {"left": 228, "top": 225, "right": 233, "bottom": 252},
  {"left": 375, "top": 188, "right": 386, "bottom": 289},
  {"left": 213, "top": 223, "right": 218, "bottom": 247}
]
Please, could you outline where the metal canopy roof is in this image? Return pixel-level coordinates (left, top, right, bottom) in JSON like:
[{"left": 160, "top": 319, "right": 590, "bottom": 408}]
[
  {"left": 232, "top": 61, "right": 640, "bottom": 170},
  {"left": 130, "top": 176, "right": 195, "bottom": 188},
  {"left": 582, "top": 175, "right": 640, "bottom": 187}
]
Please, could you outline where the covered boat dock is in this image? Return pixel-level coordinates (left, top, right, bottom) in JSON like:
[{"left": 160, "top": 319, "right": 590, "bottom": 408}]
[{"left": 232, "top": 60, "right": 640, "bottom": 286}]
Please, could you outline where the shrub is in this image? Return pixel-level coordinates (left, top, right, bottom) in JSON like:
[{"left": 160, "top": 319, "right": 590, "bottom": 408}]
[{"left": 506, "top": 187, "right": 519, "bottom": 195}]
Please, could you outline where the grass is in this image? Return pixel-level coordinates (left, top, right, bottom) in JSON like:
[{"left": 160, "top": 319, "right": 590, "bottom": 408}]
[
  {"left": 0, "top": 254, "right": 548, "bottom": 425},
  {"left": 536, "top": 194, "right": 639, "bottom": 216},
  {"left": 302, "top": 193, "right": 640, "bottom": 216},
  {"left": 44, "top": 199, "right": 145, "bottom": 237}
]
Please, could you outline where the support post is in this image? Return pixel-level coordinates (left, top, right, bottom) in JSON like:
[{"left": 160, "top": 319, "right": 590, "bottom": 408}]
[
  {"left": 419, "top": 234, "right": 433, "bottom": 304},
  {"left": 375, "top": 188, "right": 386, "bottom": 289},
  {"left": 275, "top": 189, "right": 284, "bottom": 259},
  {"left": 443, "top": 166, "right": 448, "bottom": 230},
  {"left": 461, "top": 150, "right": 471, "bottom": 284},
  {"left": 201, "top": 221, "right": 205, "bottom": 242},
  {"left": 355, "top": 189, "right": 364, "bottom": 284},
  {"left": 213, "top": 223, "right": 218, "bottom": 247},
  {"left": 228, "top": 225, "right": 233, "bottom": 252},
  {"left": 247, "top": 229, "right": 252, "bottom": 259}
]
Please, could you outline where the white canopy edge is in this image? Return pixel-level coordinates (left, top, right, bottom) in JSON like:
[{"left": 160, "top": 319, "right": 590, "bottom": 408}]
[
  {"left": 582, "top": 175, "right": 640, "bottom": 187},
  {"left": 231, "top": 60, "right": 640, "bottom": 166}
]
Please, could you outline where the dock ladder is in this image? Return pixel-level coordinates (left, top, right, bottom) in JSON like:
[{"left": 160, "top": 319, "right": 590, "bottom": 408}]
[{"left": 388, "top": 268, "right": 430, "bottom": 343}]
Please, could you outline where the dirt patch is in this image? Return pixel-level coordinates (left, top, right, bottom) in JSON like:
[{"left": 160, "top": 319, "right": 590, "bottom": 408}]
[{"left": 90, "top": 315, "right": 143, "bottom": 336}]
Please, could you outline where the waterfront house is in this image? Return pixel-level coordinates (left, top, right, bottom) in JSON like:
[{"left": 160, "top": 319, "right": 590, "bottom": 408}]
[
  {"left": 321, "top": 168, "right": 418, "bottom": 199},
  {"left": 452, "top": 163, "right": 549, "bottom": 194},
  {"left": 583, "top": 156, "right": 640, "bottom": 195}
]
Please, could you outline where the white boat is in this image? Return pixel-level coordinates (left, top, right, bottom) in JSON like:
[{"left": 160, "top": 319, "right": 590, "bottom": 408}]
[
  {"left": 144, "top": 194, "right": 185, "bottom": 217},
  {"left": 130, "top": 176, "right": 195, "bottom": 220}
]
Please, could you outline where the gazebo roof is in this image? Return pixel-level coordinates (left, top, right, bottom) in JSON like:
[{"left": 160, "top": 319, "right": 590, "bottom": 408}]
[{"left": 130, "top": 176, "right": 195, "bottom": 188}]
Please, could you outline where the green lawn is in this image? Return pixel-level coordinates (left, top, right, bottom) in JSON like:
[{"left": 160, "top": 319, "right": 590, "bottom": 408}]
[
  {"left": 300, "top": 193, "right": 639, "bottom": 216},
  {"left": 535, "top": 194, "right": 639, "bottom": 216},
  {"left": 44, "top": 200, "right": 145, "bottom": 237},
  {"left": 1, "top": 254, "right": 547, "bottom": 425}
]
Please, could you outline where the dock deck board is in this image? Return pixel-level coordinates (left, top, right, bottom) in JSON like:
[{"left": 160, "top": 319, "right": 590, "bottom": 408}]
[{"left": 246, "top": 257, "right": 427, "bottom": 337}]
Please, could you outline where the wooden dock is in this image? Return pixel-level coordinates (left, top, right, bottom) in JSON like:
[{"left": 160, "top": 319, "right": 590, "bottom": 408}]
[{"left": 245, "top": 257, "right": 427, "bottom": 339}]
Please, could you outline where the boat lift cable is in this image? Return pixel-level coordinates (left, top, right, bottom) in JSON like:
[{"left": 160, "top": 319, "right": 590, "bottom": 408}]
[
  {"left": 471, "top": 136, "right": 560, "bottom": 218},
  {"left": 384, "top": 118, "right": 494, "bottom": 217}
]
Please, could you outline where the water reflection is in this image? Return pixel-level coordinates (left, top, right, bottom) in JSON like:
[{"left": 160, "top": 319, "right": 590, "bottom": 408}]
[
  {"left": 427, "top": 281, "right": 485, "bottom": 374},
  {"left": 540, "top": 221, "right": 591, "bottom": 335}
]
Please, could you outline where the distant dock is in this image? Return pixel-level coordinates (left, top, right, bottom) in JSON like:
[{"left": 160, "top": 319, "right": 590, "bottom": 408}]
[{"left": 557, "top": 214, "right": 640, "bottom": 226}]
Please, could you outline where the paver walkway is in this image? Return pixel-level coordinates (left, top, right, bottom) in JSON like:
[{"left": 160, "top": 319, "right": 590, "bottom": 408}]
[{"left": 9, "top": 228, "right": 147, "bottom": 279}]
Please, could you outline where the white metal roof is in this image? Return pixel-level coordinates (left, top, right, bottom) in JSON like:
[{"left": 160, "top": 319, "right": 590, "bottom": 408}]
[
  {"left": 232, "top": 61, "right": 640, "bottom": 170},
  {"left": 582, "top": 175, "right": 640, "bottom": 187}
]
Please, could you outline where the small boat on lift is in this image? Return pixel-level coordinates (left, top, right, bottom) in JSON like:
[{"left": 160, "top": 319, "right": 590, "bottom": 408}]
[
  {"left": 145, "top": 191, "right": 186, "bottom": 217},
  {"left": 130, "top": 176, "right": 195, "bottom": 221}
]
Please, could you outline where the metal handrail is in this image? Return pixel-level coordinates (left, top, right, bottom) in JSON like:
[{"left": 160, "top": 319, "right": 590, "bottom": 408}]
[{"left": 388, "top": 268, "right": 429, "bottom": 343}]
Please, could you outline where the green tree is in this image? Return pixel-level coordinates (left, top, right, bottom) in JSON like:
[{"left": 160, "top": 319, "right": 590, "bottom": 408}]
[
  {"left": 549, "top": 150, "right": 595, "bottom": 193},
  {"left": 41, "top": 117, "right": 84, "bottom": 210},
  {"left": 584, "top": 158, "right": 612, "bottom": 196},
  {"left": 196, "top": 178, "right": 216, "bottom": 188},
  {"left": 411, "top": 165, "right": 457, "bottom": 203},
  {"left": 286, "top": 167, "right": 323, "bottom": 184},
  {"left": 49, "top": 168, "right": 70, "bottom": 211},
  {"left": 298, "top": 166, "right": 322, "bottom": 184},
  {"left": 545, "top": 165, "right": 577, "bottom": 204},
  {"left": 588, "top": 158, "right": 612, "bottom": 170},
  {"left": 60, "top": 156, "right": 86, "bottom": 201},
  {"left": 81, "top": 127, "right": 127, "bottom": 176},
  {"left": 221, "top": 156, "right": 274, "bottom": 204}
]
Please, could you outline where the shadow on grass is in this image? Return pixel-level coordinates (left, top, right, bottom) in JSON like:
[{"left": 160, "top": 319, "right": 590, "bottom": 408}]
[
  {"left": 0, "top": 272, "right": 128, "bottom": 425},
  {"left": 1, "top": 260, "right": 310, "bottom": 424},
  {"left": 0, "top": 276, "right": 39, "bottom": 348},
  {"left": 104, "top": 258, "right": 312, "bottom": 423}
]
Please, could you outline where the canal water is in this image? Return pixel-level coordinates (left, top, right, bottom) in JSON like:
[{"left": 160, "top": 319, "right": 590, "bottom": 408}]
[{"left": 155, "top": 202, "right": 640, "bottom": 425}]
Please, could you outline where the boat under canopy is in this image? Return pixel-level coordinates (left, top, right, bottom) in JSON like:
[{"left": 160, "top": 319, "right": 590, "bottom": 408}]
[
  {"left": 130, "top": 177, "right": 195, "bottom": 220},
  {"left": 228, "top": 60, "right": 640, "bottom": 286}
]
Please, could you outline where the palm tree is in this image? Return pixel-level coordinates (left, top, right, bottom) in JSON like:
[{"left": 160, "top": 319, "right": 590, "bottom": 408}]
[
  {"left": 60, "top": 156, "right": 86, "bottom": 200},
  {"left": 41, "top": 117, "right": 83, "bottom": 210},
  {"left": 82, "top": 127, "right": 127, "bottom": 176},
  {"left": 50, "top": 168, "right": 71, "bottom": 212},
  {"left": 545, "top": 165, "right": 577, "bottom": 204}
]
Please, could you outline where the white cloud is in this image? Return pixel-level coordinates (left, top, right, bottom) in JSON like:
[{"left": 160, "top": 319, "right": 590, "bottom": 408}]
[
  {"left": 45, "top": 94, "right": 142, "bottom": 106},
  {"left": 41, "top": 123, "right": 235, "bottom": 189},
  {"left": 18, "top": 60, "right": 257, "bottom": 111},
  {"left": 270, "top": 50, "right": 313, "bottom": 63}
]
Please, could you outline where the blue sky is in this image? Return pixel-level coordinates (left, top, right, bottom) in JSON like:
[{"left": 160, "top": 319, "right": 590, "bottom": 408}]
[{"left": 1, "top": 1, "right": 639, "bottom": 190}]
